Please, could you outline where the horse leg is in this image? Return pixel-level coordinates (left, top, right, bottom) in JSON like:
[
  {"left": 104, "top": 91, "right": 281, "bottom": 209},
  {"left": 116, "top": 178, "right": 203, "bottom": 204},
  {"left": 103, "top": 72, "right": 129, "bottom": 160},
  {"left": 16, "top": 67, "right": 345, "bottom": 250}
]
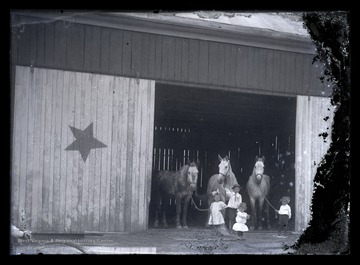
[
  {"left": 161, "top": 203, "right": 168, "bottom": 228},
  {"left": 181, "top": 196, "right": 191, "bottom": 229},
  {"left": 175, "top": 197, "right": 182, "bottom": 229},
  {"left": 249, "top": 197, "right": 257, "bottom": 230},
  {"left": 258, "top": 197, "right": 265, "bottom": 230},
  {"left": 153, "top": 197, "right": 160, "bottom": 228}
]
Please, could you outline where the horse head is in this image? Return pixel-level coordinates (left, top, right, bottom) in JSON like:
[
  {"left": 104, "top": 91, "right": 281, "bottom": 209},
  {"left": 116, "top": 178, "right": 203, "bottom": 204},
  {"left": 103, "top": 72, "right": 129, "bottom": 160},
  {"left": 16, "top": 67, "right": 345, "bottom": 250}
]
[
  {"left": 187, "top": 161, "right": 199, "bottom": 192},
  {"left": 254, "top": 156, "right": 265, "bottom": 183},
  {"left": 217, "top": 155, "right": 231, "bottom": 184}
]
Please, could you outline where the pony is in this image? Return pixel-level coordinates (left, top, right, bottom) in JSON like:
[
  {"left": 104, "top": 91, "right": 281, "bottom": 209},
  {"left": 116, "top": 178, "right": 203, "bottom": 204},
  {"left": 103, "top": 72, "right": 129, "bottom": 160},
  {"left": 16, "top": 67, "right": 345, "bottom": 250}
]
[
  {"left": 206, "top": 155, "right": 238, "bottom": 227},
  {"left": 246, "top": 156, "right": 270, "bottom": 230},
  {"left": 152, "top": 161, "right": 199, "bottom": 229}
]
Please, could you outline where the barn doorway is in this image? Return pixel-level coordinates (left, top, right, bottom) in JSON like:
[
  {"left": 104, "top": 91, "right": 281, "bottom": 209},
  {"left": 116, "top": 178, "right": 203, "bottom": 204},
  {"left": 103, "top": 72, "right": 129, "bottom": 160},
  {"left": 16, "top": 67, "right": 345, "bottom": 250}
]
[{"left": 149, "top": 83, "right": 296, "bottom": 230}]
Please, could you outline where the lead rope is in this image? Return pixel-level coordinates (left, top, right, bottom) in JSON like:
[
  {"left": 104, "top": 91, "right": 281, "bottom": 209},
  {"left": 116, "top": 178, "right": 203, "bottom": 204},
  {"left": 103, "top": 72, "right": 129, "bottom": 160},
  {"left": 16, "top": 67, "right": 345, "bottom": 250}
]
[
  {"left": 264, "top": 196, "right": 278, "bottom": 211},
  {"left": 190, "top": 194, "right": 209, "bottom": 211}
]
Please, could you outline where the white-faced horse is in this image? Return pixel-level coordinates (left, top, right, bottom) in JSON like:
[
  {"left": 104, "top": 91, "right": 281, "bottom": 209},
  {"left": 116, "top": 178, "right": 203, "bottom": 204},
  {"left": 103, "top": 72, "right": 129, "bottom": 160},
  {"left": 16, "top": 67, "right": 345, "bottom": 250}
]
[
  {"left": 152, "top": 161, "right": 199, "bottom": 229},
  {"left": 246, "top": 156, "right": 270, "bottom": 230},
  {"left": 206, "top": 155, "right": 238, "bottom": 226}
]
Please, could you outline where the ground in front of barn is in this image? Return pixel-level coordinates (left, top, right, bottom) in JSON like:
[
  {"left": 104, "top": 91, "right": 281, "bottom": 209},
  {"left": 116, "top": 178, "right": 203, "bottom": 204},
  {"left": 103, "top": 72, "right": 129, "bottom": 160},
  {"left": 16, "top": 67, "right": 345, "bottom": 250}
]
[{"left": 12, "top": 227, "right": 300, "bottom": 255}]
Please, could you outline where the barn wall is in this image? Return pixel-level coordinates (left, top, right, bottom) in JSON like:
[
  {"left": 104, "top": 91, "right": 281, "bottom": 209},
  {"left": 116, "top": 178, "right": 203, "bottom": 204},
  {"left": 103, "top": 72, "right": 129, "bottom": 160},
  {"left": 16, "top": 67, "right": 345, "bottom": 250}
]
[
  {"left": 295, "top": 95, "right": 334, "bottom": 232},
  {"left": 11, "top": 14, "right": 329, "bottom": 98},
  {"left": 11, "top": 66, "right": 155, "bottom": 233}
]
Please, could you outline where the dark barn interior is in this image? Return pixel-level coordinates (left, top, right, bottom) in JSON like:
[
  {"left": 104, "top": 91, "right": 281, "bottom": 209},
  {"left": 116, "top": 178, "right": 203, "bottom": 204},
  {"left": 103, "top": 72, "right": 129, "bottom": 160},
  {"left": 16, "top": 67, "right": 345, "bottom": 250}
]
[{"left": 149, "top": 83, "right": 297, "bottom": 230}]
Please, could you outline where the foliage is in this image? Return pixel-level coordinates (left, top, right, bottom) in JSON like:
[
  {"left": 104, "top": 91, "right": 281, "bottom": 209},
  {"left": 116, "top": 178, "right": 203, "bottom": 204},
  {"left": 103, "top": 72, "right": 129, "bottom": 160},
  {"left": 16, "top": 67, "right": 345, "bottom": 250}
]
[{"left": 290, "top": 11, "right": 350, "bottom": 254}]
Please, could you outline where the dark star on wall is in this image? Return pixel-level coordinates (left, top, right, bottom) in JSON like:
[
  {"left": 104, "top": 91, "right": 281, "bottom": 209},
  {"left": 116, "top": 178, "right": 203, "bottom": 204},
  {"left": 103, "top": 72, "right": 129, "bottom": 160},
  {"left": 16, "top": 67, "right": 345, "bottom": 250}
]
[{"left": 65, "top": 122, "right": 107, "bottom": 162}]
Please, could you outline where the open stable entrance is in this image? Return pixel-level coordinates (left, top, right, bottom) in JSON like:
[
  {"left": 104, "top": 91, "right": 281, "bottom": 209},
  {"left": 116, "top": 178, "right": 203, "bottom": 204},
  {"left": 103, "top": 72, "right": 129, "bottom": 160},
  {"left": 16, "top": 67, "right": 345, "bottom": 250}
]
[{"left": 150, "top": 83, "right": 297, "bottom": 230}]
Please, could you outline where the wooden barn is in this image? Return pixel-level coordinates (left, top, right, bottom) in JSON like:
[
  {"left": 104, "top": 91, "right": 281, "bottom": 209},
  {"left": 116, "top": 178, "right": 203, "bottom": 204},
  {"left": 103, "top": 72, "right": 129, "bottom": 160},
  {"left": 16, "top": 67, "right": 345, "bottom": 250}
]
[{"left": 10, "top": 11, "right": 334, "bottom": 234}]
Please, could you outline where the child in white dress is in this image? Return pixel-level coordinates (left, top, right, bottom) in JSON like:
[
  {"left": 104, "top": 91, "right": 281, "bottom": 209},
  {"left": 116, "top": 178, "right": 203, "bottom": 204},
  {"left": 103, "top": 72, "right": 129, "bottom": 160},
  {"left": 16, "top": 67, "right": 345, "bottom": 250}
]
[
  {"left": 232, "top": 202, "right": 250, "bottom": 240},
  {"left": 208, "top": 190, "right": 228, "bottom": 233}
]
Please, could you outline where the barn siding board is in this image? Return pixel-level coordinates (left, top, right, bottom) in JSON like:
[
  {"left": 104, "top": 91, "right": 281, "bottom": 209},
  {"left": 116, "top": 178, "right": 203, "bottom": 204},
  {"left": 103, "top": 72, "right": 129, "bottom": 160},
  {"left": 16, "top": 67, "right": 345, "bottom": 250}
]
[
  {"left": 52, "top": 70, "right": 64, "bottom": 231},
  {"left": 181, "top": 38, "right": 189, "bottom": 82},
  {"left": 109, "top": 29, "right": 123, "bottom": 75},
  {"left": 198, "top": 40, "right": 209, "bottom": 84},
  {"left": 217, "top": 43, "right": 225, "bottom": 86},
  {"left": 12, "top": 16, "right": 326, "bottom": 97},
  {"left": 36, "top": 24, "right": 45, "bottom": 66},
  {"left": 17, "top": 24, "right": 31, "bottom": 66},
  {"left": 25, "top": 69, "right": 35, "bottom": 230},
  {"left": 279, "top": 51, "right": 286, "bottom": 92},
  {"left": 67, "top": 24, "right": 85, "bottom": 71},
  {"left": 295, "top": 95, "right": 334, "bottom": 231},
  {"left": 223, "top": 44, "right": 232, "bottom": 87},
  {"left": 44, "top": 22, "right": 55, "bottom": 68},
  {"left": 273, "top": 50, "right": 281, "bottom": 92},
  {"left": 29, "top": 24, "right": 38, "bottom": 66},
  {"left": 295, "top": 54, "right": 304, "bottom": 95},
  {"left": 265, "top": 49, "right": 274, "bottom": 92},
  {"left": 54, "top": 21, "right": 67, "bottom": 69},
  {"left": 209, "top": 42, "right": 219, "bottom": 85},
  {"left": 100, "top": 28, "right": 110, "bottom": 73},
  {"left": 188, "top": 39, "right": 199, "bottom": 84},
  {"left": 258, "top": 48, "right": 267, "bottom": 90},
  {"left": 141, "top": 33, "right": 150, "bottom": 78}
]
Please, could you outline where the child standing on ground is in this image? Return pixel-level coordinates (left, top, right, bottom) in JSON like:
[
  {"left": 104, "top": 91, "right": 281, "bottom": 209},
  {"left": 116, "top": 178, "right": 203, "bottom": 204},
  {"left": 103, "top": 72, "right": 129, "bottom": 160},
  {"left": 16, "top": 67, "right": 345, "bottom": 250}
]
[
  {"left": 208, "top": 190, "right": 228, "bottom": 234},
  {"left": 232, "top": 202, "right": 250, "bottom": 240},
  {"left": 227, "top": 184, "right": 242, "bottom": 229},
  {"left": 276, "top": 196, "right": 291, "bottom": 237}
]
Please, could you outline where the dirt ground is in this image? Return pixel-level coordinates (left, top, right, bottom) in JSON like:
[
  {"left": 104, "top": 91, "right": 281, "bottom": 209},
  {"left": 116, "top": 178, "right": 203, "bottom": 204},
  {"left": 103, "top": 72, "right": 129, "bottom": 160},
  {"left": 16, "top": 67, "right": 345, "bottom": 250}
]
[{"left": 12, "top": 227, "right": 301, "bottom": 255}]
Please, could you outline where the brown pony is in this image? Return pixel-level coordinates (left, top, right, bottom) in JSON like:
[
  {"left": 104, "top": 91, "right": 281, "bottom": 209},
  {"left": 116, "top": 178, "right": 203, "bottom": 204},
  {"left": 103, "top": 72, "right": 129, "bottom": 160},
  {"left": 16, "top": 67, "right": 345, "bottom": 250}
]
[
  {"left": 246, "top": 156, "right": 270, "bottom": 230},
  {"left": 152, "top": 161, "right": 199, "bottom": 229}
]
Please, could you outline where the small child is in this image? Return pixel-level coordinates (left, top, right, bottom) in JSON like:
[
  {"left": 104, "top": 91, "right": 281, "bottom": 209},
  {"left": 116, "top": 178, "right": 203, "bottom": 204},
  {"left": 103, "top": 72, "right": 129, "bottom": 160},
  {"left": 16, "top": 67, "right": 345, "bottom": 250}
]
[
  {"left": 227, "top": 184, "right": 242, "bottom": 229},
  {"left": 276, "top": 196, "right": 291, "bottom": 237},
  {"left": 208, "top": 190, "right": 228, "bottom": 234},
  {"left": 232, "top": 202, "right": 250, "bottom": 240}
]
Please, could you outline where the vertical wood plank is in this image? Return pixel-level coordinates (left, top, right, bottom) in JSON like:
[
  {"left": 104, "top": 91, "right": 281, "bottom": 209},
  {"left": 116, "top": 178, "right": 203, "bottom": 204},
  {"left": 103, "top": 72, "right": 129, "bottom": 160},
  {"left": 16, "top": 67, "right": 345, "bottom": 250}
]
[
  {"left": 117, "top": 77, "right": 129, "bottom": 231},
  {"left": 109, "top": 29, "right": 123, "bottom": 75},
  {"left": 302, "top": 55, "right": 311, "bottom": 95},
  {"left": 44, "top": 22, "right": 55, "bottom": 68},
  {"left": 36, "top": 24, "right": 45, "bottom": 66},
  {"left": 287, "top": 52, "right": 296, "bottom": 95},
  {"left": 209, "top": 42, "right": 219, "bottom": 85},
  {"left": 154, "top": 35, "right": 163, "bottom": 80},
  {"left": 66, "top": 24, "right": 85, "bottom": 71},
  {"left": 52, "top": 69, "right": 64, "bottom": 231},
  {"left": 247, "top": 47, "right": 254, "bottom": 89},
  {"left": 132, "top": 32, "right": 143, "bottom": 78},
  {"left": 198, "top": 40, "right": 209, "bottom": 84},
  {"left": 188, "top": 39, "right": 199, "bottom": 84},
  {"left": 12, "top": 66, "right": 24, "bottom": 227},
  {"left": 223, "top": 44, "right": 232, "bottom": 87},
  {"left": 100, "top": 28, "right": 110, "bottom": 73},
  {"left": 18, "top": 67, "right": 29, "bottom": 230},
  {"left": 273, "top": 50, "right": 281, "bottom": 91},
  {"left": 279, "top": 51, "right": 286, "bottom": 93},
  {"left": 90, "top": 27, "right": 101, "bottom": 73},
  {"left": 295, "top": 54, "right": 304, "bottom": 95},
  {"left": 148, "top": 34, "right": 156, "bottom": 78},
  {"left": 125, "top": 79, "right": 135, "bottom": 231},
  {"left": 54, "top": 21, "right": 67, "bottom": 69},
  {"left": 81, "top": 73, "right": 91, "bottom": 231},
  {"left": 83, "top": 25, "right": 92, "bottom": 72},
  {"left": 29, "top": 24, "right": 37, "bottom": 66},
  {"left": 217, "top": 43, "right": 225, "bottom": 86},
  {"left": 131, "top": 80, "right": 141, "bottom": 232},
  {"left": 99, "top": 75, "right": 109, "bottom": 231},
  {"left": 258, "top": 48, "right": 267, "bottom": 90},
  {"left": 138, "top": 80, "right": 148, "bottom": 229},
  {"left": 181, "top": 38, "right": 189, "bottom": 82},
  {"left": 174, "top": 38, "right": 183, "bottom": 81},
  {"left": 47, "top": 69, "right": 56, "bottom": 230},
  {"left": 59, "top": 70, "right": 70, "bottom": 232},
  {"left": 65, "top": 71, "right": 76, "bottom": 232},
  {"left": 109, "top": 77, "right": 119, "bottom": 231},
  {"left": 265, "top": 49, "right": 274, "bottom": 92},
  {"left": 93, "top": 75, "right": 102, "bottom": 231},
  {"left": 122, "top": 31, "right": 132, "bottom": 76},
  {"left": 105, "top": 77, "right": 114, "bottom": 231},
  {"left": 17, "top": 25, "right": 31, "bottom": 65},
  {"left": 141, "top": 33, "right": 150, "bottom": 77},
  {"left": 25, "top": 68, "right": 35, "bottom": 230}
]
